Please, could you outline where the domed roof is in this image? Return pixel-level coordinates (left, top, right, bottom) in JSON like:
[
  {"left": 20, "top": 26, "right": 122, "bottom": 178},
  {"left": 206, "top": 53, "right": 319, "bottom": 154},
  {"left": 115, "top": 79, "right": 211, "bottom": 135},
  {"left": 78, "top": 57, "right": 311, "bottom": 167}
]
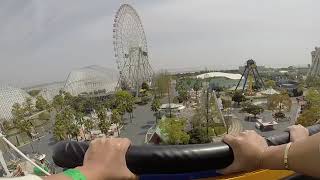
[
  {"left": 0, "top": 85, "right": 32, "bottom": 120},
  {"left": 64, "top": 65, "right": 119, "bottom": 96}
]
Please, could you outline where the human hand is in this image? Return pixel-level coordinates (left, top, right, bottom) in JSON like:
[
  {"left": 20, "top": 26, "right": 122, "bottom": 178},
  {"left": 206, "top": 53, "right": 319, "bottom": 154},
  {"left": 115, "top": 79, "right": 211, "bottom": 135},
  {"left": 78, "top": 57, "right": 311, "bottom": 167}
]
[
  {"left": 79, "top": 138, "right": 136, "bottom": 180},
  {"left": 288, "top": 124, "right": 309, "bottom": 142},
  {"left": 219, "top": 130, "right": 268, "bottom": 174}
]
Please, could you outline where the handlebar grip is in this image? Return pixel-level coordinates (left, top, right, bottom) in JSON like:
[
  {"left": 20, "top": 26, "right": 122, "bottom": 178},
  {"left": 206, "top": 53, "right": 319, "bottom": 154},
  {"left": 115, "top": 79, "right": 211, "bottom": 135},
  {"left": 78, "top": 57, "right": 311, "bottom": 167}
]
[
  {"left": 52, "top": 124, "right": 320, "bottom": 174},
  {"left": 266, "top": 124, "right": 320, "bottom": 145}
]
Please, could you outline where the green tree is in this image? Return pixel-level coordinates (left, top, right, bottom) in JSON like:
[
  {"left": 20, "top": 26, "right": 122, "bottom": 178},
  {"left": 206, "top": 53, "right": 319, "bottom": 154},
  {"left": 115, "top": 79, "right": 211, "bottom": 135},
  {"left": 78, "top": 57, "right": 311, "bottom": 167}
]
[
  {"left": 154, "top": 72, "right": 171, "bottom": 97},
  {"left": 232, "top": 91, "right": 246, "bottom": 105},
  {"left": 222, "top": 98, "right": 232, "bottom": 118},
  {"left": 265, "top": 80, "right": 276, "bottom": 88},
  {"left": 151, "top": 97, "right": 161, "bottom": 122},
  {"left": 69, "top": 123, "right": 80, "bottom": 141},
  {"left": 296, "top": 88, "right": 320, "bottom": 126},
  {"left": 241, "top": 103, "right": 264, "bottom": 118},
  {"left": 177, "top": 88, "right": 190, "bottom": 103},
  {"left": 74, "top": 111, "right": 85, "bottom": 126},
  {"left": 305, "top": 88, "right": 320, "bottom": 108},
  {"left": 16, "top": 119, "right": 34, "bottom": 150},
  {"left": 297, "top": 107, "right": 320, "bottom": 126},
  {"left": 185, "top": 77, "right": 193, "bottom": 89},
  {"left": 96, "top": 109, "right": 111, "bottom": 136},
  {"left": 188, "top": 126, "right": 212, "bottom": 144},
  {"left": 1, "top": 121, "right": 12, "bottom": 133},
  {"left": 38, "top": 111, "right": 50, "bottom": 121},
  {"left": 63, "top": 91, "right": 74, "bottom": 106},
  {"left": 193, "top": 80, "right": 202, "bottom": 101},
  {"left": 23, "top": 97, "right": 34, "bottom": 116},
  {"left": 222, "top": 98, "right": 232, "bottom": 110},
  {"left": 114, "top": 90, "right": 135, "bottom": 121},
  {"left": 126, "top": 105, "right": 134, "bottom": 123},
  {"left": 84, "top": 119, "right": 94, "bottom": 134},
  {"left": 53, "top": 117, "right": 66, "bottom": 140},
  {"left": 53, "top": 107, "right": 76, "bottom": 140},
  {"left": 306, "top": 76, "right": 320, "bottom": 88},
  {"left": 267, "top": 93, "right": 292, "bottom": 113},
  {"left": 141, "top": 82, "right": 150, "bottom": 91},
  {"left": 11, "top": 103, "right": 35, "bottom": 151},
  {"left": 52, "top": 93, "right": 64, "bottom": 111},
  {"left": 28, "top": 90, "right": 41, "bottom": 97},
  {"left": 111, "top": 109, "right": 121, "bottom": 136},
  {"left": 114, "top": 91, "right": 127, "bottom": 114},
  {"left": 12, "top": 103, "right": 25, "bottom": 120},
  {"left": 159, "top": 118, "right": 190, "bottom": 145},
  {"left": 35, "top": 95, "right": 49, "bottom": 111},
  {"left": 140, "top": 96, "right": 150, "bottom": 105}
]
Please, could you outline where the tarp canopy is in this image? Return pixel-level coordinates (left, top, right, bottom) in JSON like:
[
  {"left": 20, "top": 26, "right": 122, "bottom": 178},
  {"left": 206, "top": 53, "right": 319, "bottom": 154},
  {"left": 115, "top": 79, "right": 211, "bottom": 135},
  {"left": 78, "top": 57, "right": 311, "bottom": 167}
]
[{"left": 261, "top": 88, "right": 280, "bottom": 95}]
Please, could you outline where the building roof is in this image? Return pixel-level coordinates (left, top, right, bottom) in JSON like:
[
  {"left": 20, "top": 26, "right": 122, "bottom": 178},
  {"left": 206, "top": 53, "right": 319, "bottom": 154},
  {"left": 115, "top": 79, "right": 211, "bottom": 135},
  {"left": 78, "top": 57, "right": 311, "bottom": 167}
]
[
  {"left": 196, "top": 72, "right": 242, "bottom": 80},
  {"left": 160, "top": 103, "right": 185, "bottom": 110},
  {"left": 64, "top": 65, "right": 119, "bottom": 96},
  {"left": 0, "top": 85, "right": 32, "bottom": 120}
]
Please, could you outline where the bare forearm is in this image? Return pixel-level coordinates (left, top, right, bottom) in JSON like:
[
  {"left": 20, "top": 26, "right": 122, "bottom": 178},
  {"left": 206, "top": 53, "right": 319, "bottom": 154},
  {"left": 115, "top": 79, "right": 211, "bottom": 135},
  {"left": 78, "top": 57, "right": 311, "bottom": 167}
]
[
  {"left": 260, "top": 144, "right": 286, "bottom": 170},
  {"left": 261, "top": 133, "right": 320, "bottom": 177},
  {"left": 44, "top": 166, "right": 103, "bottom": 180},
  {"left": 44, "top": 173, "right": 71, "bottom": 180}
]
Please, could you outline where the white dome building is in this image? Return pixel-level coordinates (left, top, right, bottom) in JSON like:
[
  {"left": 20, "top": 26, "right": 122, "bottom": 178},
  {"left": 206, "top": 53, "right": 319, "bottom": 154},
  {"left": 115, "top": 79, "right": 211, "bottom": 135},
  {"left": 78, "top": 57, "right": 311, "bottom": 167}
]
[
  {"left": 0, "top": 85, "right": 32, "bottom": 120},
  {"left": 64, "top": 65, "right": 119, "bottom": 96}
]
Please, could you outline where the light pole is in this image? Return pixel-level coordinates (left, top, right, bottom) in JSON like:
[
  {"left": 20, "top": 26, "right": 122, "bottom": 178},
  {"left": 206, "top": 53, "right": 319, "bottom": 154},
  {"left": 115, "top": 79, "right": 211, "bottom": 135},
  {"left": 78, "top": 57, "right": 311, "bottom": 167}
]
[
  {"left": 206, "top": 86, "right": 209, "bottom": 138},
  {"left": 203, "top": 74, "right": 210, "bottom": 138}
]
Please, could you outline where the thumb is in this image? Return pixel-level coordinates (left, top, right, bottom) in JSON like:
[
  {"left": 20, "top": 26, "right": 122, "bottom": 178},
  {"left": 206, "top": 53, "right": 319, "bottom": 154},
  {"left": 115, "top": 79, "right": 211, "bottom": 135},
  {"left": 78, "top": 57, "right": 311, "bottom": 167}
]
[{"left": 223, "top": 134, "right": 236, "bottom": 146}]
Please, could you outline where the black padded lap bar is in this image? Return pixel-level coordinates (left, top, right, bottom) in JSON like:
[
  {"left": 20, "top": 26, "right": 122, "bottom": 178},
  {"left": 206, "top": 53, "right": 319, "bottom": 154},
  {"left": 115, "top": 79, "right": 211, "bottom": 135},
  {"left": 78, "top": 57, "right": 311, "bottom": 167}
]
[
  {"left": 52, "top": 124, "right": 320, "bottom": 174},
  {"left": 53, "top": 142, "right": 233, "bottom": 174}
]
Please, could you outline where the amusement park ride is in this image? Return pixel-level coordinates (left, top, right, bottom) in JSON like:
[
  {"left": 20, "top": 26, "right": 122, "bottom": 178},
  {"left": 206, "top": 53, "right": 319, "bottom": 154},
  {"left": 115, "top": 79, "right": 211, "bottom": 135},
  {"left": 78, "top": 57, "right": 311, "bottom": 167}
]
[
  {"left": 50, "top": 5, "right": 317, "bottom": 179},
  {"left": 0, "top": 4, "right": 317, "bottom": 180},
  {"left": 235, "top": 59, "right": 266, "bottom": 95},
  {"left": 112, "top": 4, "right": 153, "bottom": 95}
]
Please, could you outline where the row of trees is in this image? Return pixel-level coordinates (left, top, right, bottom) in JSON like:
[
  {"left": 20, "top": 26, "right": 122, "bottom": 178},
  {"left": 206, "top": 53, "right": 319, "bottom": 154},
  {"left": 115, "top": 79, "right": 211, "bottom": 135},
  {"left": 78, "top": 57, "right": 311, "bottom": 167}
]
[
  {"left": 9, "top": 95, "right": 52, "bottom": 150},
  {"left": 241, "top": 102, "right": 264, "bottom": 118},
  {"left": 231, "top": 90, "right": 292, "bottom": 121},
  {"left": 10, "top": 95, "right": 50, "bottom": 133},
  {"left": 297, "top": 88, "right": 320, "bottom": 126},
  {"left": 175, "top": 78, "right": 202, "bottom": 103},
  {"left": 159, "top": 118, "right": 190, "bottom": 144},
  {"left": 52, "top": 90, "right": 135, "bottom": 141},
  {"left": 154, "top": 72, "right": 171, "bottom": 97}
]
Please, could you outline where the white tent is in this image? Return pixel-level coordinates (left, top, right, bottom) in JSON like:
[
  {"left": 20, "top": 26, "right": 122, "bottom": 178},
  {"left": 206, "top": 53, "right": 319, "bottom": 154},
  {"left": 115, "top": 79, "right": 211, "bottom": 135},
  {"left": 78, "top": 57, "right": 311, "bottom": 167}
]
[
  {"left": 261, "top": 88, "right": 280, "bottom": 95},
  {"left": 196, "top": 72, "right": 242, "bottom": 80}
]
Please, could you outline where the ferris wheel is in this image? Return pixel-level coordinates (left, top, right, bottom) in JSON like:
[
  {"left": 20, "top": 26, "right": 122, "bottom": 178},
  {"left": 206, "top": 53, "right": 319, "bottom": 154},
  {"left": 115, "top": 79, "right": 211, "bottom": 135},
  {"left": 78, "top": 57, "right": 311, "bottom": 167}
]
[{"left": 113, "top": 4, "right": 153, "bottom": 92}]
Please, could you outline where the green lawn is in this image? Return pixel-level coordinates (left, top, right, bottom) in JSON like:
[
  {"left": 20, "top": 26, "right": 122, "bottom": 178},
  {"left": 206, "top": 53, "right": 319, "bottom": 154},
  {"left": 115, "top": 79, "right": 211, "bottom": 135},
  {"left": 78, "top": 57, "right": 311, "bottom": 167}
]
[{"left": 213, "top": 125, "right": 227, "bottom": 136}]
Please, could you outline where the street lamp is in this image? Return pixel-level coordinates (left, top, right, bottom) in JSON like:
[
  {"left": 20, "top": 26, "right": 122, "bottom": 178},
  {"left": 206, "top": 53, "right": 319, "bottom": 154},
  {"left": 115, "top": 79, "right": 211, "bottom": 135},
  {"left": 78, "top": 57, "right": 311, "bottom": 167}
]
[{"left": 203, "top": 74, "right": 210, "bottom": 138}]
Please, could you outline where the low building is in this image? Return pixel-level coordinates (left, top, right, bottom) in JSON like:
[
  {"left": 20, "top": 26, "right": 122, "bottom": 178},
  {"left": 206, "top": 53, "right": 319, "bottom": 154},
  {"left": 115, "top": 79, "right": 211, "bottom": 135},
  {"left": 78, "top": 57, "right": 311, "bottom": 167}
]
[
  {"left": 196, "top": 72, "right": 242, "bottom": 80},
  {"left": 276, "top": 80, "right": 302, "bottom": 97}
]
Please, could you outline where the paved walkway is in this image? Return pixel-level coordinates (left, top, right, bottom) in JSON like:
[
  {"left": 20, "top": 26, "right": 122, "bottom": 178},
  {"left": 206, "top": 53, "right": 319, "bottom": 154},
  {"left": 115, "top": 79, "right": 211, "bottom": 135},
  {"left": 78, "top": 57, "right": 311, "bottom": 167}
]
[
  {"left": 231, "top": 97, "right": 300, "bottom": 137},
  {"left": 119, "top": 102, "right": 155, "bottom": 145},
  {"left": 212, "top": 117, "right": 243, "bottom": 142},
  {"left": 228, "top": 117, "right": 243, "bottom": 135}
]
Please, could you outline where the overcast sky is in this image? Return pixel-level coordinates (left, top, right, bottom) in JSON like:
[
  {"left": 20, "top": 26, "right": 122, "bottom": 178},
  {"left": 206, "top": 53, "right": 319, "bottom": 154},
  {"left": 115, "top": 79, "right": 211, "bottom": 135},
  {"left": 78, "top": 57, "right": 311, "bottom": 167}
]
[{"left": 1, "top": 0, "right": 320, "bottom": 87}]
